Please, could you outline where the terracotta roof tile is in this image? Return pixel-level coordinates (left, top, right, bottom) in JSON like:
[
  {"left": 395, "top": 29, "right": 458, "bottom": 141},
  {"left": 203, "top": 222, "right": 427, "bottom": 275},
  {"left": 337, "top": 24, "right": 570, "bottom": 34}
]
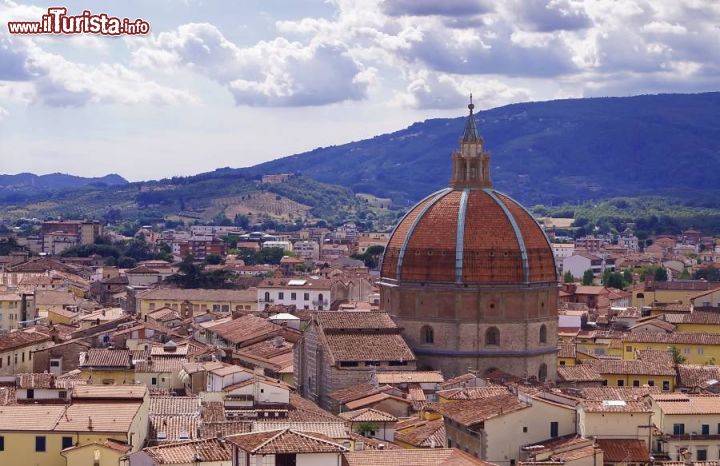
[
  {"left": 395, "top": 418, "right": 445, "bottom": 448},
  {"left": 677, "top": 364, "right": 720, "bottom": 389},
  {"left": 314, "top": 311, "right": 397, "bottom": 330},
  {"left": 595, "top": 439, "right": 650, "bottom": 462},
  {"left": 149, "top": 396, "right": 200, "bottom": 415},
  {"left": 324, "top": 333, "right": 415, "bottom": 362},
  {"left": 338, "top": 408, "right": 397, "bottom": 423},
  {"left": 207, "top": 314, "right": 282, "bottom": 345},
  {"left": 581, "top": 400, "right": 651, "bottom": 413},
  {"left": 0, "top": 330, "right": 51, "bottom": 352},
  {"left": 81, "top": 348, "right": 132, "bottom": 368},
  {"left": 143, "top": 438, "right": 232, "bottom": 464},
  {"left": 557, "top": 366, "right": 604, "bottom": 383},
  {"left": 652, "top": 393, "right": 720, "bottom": 414},
  {"left": 578, "top": 386, "right": 660, "bottom": 401},
  {"left": 437, "top": 393, "right": 529, "bottom": 427},
  {"left": 226, "top": 428, "right": 347, "bottom": 454},
  {"left": 343, "top": 448, "right": 491, "bottom": 466}
]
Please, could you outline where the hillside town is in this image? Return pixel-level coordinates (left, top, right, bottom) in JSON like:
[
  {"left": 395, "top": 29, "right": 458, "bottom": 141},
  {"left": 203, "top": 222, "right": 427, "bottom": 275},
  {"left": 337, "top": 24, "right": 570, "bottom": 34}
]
[{"left": 0, "top": 103, "right": 718, "bottom": 466}]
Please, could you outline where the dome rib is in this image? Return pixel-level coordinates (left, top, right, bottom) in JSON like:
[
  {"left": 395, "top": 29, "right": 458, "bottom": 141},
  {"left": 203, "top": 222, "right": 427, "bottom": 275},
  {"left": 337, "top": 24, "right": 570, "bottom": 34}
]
[
  {"left": 395, "top": 188, "right": 453, "bottom": 279},
  {"left": 484, "top": 189, "right": 529, "bottom": 283},
  {"left": 454, "top": 188, "right": 470, "bottom": 283}
]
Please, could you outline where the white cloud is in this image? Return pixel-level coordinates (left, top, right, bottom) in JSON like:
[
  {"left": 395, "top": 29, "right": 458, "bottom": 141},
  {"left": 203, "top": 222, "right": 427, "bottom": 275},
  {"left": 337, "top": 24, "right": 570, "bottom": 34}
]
[
  {"left": 131, "top": 23, "right": 372, "bottom": 106},
  {"left": 395, "top": 70, "right": 530, "bottom": 109},
  {"left": 0, "top": 0, "right": 194, "bottom": 108},
  {"left": 0, "top": 105, "right": 8, "bottom": 120}
]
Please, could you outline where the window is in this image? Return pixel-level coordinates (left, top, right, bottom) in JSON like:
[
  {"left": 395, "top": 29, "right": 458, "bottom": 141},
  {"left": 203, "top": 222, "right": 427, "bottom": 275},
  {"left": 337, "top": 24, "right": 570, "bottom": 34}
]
[
  {"left": 648, "top": 380, "right": 655, "bottom": 387},
  {"left": 673, "top": 423, "right": 685, "bottom": 435},
  {"left": 264, "top": 292, "right": 270, "bottom": 302},
  {"left": 539, "top": 324, "right": 547, "bottom": 344},
  {"left": 559, "top": 360, "right": 565, "bottom": 366},
  {"left": 702, "top": 424, "right": 710, "bottom": 435},
  {"left": 35, "top": 436, "right": 46, "bottom": 452},
  {"left": 617, "top": 379, "right": 625, "bottom": 387},
  {"left": 550, "top": 422, "right": 559, "bottom": 438},
  {"left": 633, "top": 380, "right": 640, "bottom": 387},
  {"left": 663, "top": 380, "right": 670, "bottom": 391},
  {"left": 27, "top": 389, "right": 34, "bottom": 399},
  {"left": 523, "top": 427, "right": 528, "bottom": 433},
  {"left": 151, "top": 377, "right": 157, "bottom": 386},
  {"left": 50, "top": 359, "right": 60, "bottom": 368},
  {"left": 697, "top": 449, "right": 708, "bottom": 461},
  {"left": 538, "top": 363, "right": 548, "bottom": 382},
  {"left": 59, "top": 390, "right": 67, "bottom": 399},
  {"left": 485, "top": 327, "right": 500, "bottom": 346},
  {"left": 0, "top": 436, "right": 4, "bottom": 451},
  {"left": 62, "top": 436, "right": 73, "bottom": 450},
  {"left": 304, "top": 293, "right": 310, "bottom": 301},
  {"left": 291, "top": 292, "right": 296, "bottom": 300},
  {"left": 421, "top": 325, "right": 434, "bottom": 344},
  {"left": 278, "top": 292, "right": 284, "bottom": 300},
  {"left": 21, "top": 352, "right": 25, "bottom": 362}
]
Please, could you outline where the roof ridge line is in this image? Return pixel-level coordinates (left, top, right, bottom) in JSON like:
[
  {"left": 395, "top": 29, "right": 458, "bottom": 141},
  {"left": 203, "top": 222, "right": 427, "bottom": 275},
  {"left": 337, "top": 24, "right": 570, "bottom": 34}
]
[{"left": 396, "top": 188, "right": 453, "bottom": 279}]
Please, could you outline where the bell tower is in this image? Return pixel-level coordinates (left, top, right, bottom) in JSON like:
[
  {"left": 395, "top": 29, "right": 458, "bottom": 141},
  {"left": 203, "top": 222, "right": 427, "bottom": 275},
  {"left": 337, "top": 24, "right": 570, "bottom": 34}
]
[{"left": 450, "top": 94, "right": 492, "bottom": 189}]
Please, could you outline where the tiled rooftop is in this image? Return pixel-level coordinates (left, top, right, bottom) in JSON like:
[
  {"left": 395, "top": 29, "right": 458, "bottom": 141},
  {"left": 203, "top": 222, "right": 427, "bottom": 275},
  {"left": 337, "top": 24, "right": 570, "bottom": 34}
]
[
  {"left": 226, "top": 428, "right": 347, "bottom": 454},
  {"left": 343, "top": 448, "right": 490, "bottom": 466},
  {"left": 143, "top": 438, "right": 232, "bottom": 464},
  {"left": 338, "top": 408, "right": 397, "bottom": 423},
  {"left": 437, "top": 393, "right": 529, "bottom": 427},
  {"left": 324, "top": 333, "right": 415, "bottom": 363}
]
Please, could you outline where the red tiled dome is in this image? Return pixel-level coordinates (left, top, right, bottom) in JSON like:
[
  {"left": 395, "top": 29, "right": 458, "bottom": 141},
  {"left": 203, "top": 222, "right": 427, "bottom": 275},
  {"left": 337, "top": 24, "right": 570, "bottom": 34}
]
[{"left": 380, "top": 188, "right": 557, "bottom": 284}]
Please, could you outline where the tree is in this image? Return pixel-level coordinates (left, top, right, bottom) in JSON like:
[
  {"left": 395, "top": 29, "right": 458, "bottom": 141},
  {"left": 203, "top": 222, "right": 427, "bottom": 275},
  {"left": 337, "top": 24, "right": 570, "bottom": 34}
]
[
  {"left": 654, "top": 267, "right": 668, "bottom": 282},
  {"left": 205, "top": 254, "right": 224, "bottom": 265},
  {"left": 606, "top": 272, "right": 625, "bottom": 290},
  {"left": 623, "top": 269, "right": 633, "bottom": 285},
  {"left": 582, "top": 269, "right": 594, "bottom": 286},
  {"left": 355, "top": 422, "right": 378, "bottom": 437},
  {"left": 601, "top": 269, "right": 612, "bottom": 286},
  {"left": 563, "top": 271, "right": 574, "bottom": 283},
  {"left": 670, "top": 346, "right": 686, "bottom": 364}
]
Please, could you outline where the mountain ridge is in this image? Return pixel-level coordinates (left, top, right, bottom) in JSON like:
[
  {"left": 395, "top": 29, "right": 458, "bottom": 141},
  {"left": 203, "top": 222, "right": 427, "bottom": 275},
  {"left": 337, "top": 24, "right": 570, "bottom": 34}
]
[{"left": 241, "top": 92, "right": 720, "bottom": 206}]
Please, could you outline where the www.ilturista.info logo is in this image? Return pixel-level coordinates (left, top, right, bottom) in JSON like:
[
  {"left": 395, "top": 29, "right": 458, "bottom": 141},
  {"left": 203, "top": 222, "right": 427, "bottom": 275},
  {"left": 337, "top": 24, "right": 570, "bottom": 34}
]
[{"left": 7, "top": 7, "right": 150, "bottom": 35}]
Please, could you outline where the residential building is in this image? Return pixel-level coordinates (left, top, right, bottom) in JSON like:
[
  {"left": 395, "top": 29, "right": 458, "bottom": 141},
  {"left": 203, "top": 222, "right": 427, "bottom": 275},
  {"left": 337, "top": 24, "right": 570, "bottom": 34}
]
[
  {"left": 41, "top": 220, "right": 102, "bottom": 255},
  {"left": 129, "top": 437, "right": 232, "bottom": 465},
  {"left": 258, "top": 278, "right": 334, "bottom": 311},
  {"left": 226, "top": 429, "right": 347, "bottom": 466},
  {"left": 552, "top": 243, "right": 575, "bottom": 273},
  {"left": 135, "top": 288, "right": 257, "bottom": 318},
  {"left": 649, "top": 393, "right": 720, "bottom": 461},
  {"left": 294, "top": 311, "right": 416, "bottom": 411},
  {"left": 293, "top": 240, "right": 320, "bottom": 260},
  {"left": 0, "top": 329, "right": 53, "bottom": 375},
  {"left": 0, "top": 385, "right": 148, "bottom": 466},
  {"left": 563, "top": 253, "right": 615, "bottom": 280},
  {"left": 438, "top": 391, "right": 576, "bottom": 464}
]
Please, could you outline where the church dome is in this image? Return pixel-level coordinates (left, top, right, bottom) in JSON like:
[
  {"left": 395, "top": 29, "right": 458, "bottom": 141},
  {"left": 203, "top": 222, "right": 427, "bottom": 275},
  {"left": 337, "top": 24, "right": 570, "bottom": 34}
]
[{"left": 380, "top": 98, "right": 556, "bottom": 285}]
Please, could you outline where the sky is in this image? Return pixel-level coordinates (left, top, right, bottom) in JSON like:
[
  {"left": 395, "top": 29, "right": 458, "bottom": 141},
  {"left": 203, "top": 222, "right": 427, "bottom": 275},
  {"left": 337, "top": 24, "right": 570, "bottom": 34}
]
[{"left": 0, "top": 0, "right": 718, "bottom": 181}]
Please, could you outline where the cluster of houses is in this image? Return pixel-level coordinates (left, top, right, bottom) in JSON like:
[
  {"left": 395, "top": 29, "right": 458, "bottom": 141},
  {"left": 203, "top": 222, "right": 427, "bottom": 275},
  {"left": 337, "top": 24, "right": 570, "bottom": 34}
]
[{"left": 2, "top": 220, "right": 720, "bottom": 466}]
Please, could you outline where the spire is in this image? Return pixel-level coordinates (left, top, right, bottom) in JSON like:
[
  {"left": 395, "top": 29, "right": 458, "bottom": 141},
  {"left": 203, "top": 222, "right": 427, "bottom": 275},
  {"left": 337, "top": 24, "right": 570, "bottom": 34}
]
[
  {"left": 450, "top": 95, "right": 492, "bottom": 189},
  {"left": 462, "top": 93, "right": 481, "bottom": 143}
]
